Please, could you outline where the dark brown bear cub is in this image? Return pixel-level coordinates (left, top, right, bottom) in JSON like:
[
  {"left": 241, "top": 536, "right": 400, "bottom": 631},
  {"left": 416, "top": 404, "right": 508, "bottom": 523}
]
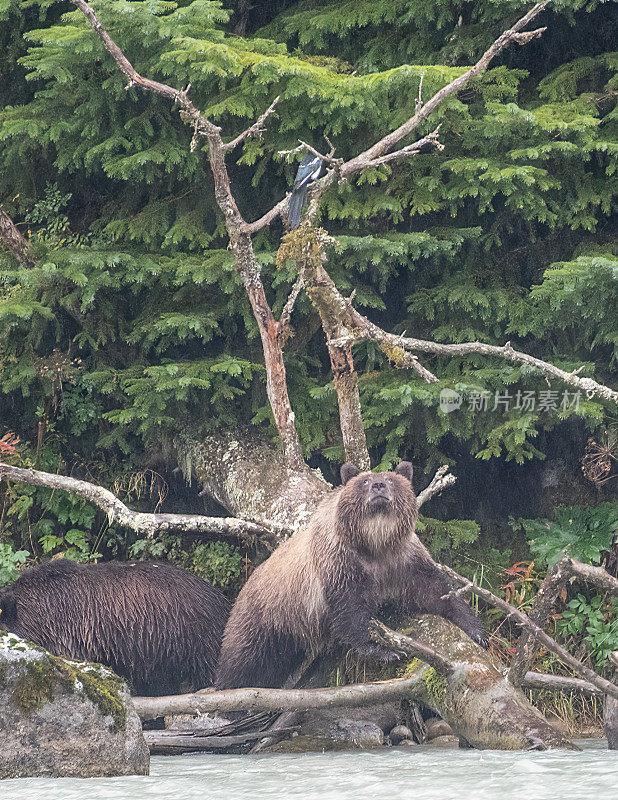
[
  {"left": 0, "top": 560, "right": 231, "bottom": 696},
  {"left": 216, "top": 461, "right": 486, "bottom": 689}
]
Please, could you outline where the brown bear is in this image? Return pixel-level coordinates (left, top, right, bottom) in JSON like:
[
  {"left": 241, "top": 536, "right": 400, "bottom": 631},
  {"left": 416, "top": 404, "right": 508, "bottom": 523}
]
[
  {"left": 0, "top": 560, "right": 230, "bottom": 696},
  {"left": 215, "top": 462, "right": 486, "bottom": 689}
]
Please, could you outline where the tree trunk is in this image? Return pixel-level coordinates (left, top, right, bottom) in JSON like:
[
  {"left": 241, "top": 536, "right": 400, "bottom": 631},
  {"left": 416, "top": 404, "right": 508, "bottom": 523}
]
[{"left": 174, "top": 428, "right": 330, "bottom": 538}]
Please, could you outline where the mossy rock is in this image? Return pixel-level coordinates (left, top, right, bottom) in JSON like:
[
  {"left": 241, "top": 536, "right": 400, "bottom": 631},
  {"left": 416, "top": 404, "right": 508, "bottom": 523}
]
[{"left": 0, "top": 632, "right": 149, "bottom": 779}]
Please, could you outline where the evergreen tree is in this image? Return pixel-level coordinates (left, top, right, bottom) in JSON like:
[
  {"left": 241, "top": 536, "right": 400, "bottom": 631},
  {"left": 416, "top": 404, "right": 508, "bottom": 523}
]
[{"left": 0, "top": 0, "right": 616, "bottom": 562}]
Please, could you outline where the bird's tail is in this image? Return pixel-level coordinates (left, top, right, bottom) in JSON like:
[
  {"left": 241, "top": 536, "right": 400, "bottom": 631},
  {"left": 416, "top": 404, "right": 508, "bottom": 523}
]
[{"left": 288, "top": 186, "right": 308, "bottom": 229}]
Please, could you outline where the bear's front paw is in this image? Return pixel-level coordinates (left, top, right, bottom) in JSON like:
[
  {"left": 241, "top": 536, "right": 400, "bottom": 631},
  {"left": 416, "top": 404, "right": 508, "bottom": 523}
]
[{"left": 472, "top": 630, "right": 489, "bottom": 649}]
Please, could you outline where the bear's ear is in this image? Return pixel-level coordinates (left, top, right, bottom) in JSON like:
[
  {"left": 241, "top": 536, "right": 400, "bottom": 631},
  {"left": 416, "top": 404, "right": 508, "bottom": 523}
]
[
  {"left": 394, "top": 461, "right": 413, "bottom": 484},
  {"left": 341, "top": 463, "right": 362, "bottom": 485}
]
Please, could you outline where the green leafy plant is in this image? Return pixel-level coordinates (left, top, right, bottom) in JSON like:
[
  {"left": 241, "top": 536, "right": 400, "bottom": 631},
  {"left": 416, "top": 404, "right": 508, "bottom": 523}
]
[
  {"left": 511, "top": 503, "right": 618, "bottom": 567},
  {"left": 0, "top": 542, "right": 29, "bottom": 585},
  {"left": 190, "top": 542, "right": 242, "bottom": 588},
  {"left": 558, "top": 593, "right": 618, "bottom": 669}
]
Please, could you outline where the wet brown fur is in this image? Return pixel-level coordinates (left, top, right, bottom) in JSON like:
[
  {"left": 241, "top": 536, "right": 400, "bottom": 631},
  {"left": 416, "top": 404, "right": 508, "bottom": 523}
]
[
  {"left": 0, "top": 560, "right": 231, "bottom": 696},
  {"left": 216, "top": 462, "right": 486, "bottom": 689}
]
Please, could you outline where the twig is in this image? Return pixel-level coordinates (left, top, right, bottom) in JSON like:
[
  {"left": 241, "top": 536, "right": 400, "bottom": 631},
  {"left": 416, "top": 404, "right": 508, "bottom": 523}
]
[
  {"left": 278, "top": 140, "right": 343, "bottom": 169},
  {"left": 0, "top": 462, "right": 278, "bottom": 544},
  {"left": 222, "top": 96, "right": 280, "bottom": 153}
]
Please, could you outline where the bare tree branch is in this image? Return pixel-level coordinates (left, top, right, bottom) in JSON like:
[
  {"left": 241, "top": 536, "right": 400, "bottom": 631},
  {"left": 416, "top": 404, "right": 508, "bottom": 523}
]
[
  {"left": 417, "top": 465, "right": 457, "bottom": 507},
  {"left": 0, "top": 462, "right": 278, "bottom": 544},
  {"left": 510, "top": 556, "right": 618, "bottom": 685},
  {"left": 69, "top": 0, "right": 306, "bottom": 469},
  {"left": 363, "top": 126, "right": 444, "bottom": 168},
  {"left": 246, "top": 2, "right": 551, "bottom": 232},
  {"left": 222, "top": 96, "right": 280, "bottom": 153},
  {"left": 522, "top": 671, "right": 602, "bottom": 697},
  {"left": 437, "top": 563, "right": 618, "bottom": 701},
  {"left": 0, "top": 207, "right": 37, "bottom": 268},
  {"left": 331, "top": 305, "right": 618, "bottom": 405}
]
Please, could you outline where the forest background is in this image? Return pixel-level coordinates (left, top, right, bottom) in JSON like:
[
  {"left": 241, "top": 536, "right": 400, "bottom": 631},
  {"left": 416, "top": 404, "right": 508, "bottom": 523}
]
[{"left": 0, "top": 0, "right": 617, "bottom": 721}]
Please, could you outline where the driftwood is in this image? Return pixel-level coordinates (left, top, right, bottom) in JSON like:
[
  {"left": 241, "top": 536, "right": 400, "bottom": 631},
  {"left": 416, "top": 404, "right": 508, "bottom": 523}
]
[
  {"left": 133, "top": 672, "right": 428, "bottom": 720},
  {"left": 143, "top": 727, "right": 297, "bottom": 754},
  {"left": 133, "top": 615, "right": 575, "bottom": 750}
]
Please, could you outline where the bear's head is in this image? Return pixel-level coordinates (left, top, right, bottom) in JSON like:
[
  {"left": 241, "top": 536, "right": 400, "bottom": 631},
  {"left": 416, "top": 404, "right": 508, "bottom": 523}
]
[{"left": 336, "top": 462, "right": 417, "bottom": 552}]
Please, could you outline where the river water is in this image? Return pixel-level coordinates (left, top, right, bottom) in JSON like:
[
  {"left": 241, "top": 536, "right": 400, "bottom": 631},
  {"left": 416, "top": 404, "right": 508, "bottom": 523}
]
[{"left": 4, "top": 740, "right": 614, "bottom": 800}]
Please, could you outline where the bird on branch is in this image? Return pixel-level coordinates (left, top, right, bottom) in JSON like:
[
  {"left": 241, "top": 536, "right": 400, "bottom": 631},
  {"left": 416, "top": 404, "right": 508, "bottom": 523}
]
[{"left": 288, "top": 152, "right": 325, "bottom": 229}]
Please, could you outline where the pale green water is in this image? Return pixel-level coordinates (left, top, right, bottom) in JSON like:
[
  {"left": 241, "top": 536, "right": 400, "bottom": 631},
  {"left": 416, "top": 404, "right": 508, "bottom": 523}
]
[{"left": 4, "top": 741, "right": 615, "bottom": 800}]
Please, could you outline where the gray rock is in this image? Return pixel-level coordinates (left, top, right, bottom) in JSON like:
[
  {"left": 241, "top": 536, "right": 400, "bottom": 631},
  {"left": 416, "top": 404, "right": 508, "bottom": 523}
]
[
  {"left": 389, "top": 724, "right": 414, "bottom": 744},
  {"left": 425, "top": 717, "right": 453, "bottom": 741},
  {"left": 0, "top": 632, "right": 149, "bottom": 779},
  {"left": 300, "top": 708, "right": 385, "bottom": 747},
  {"left": 426, "top": 734, "right": 460, "bottom": 748}
]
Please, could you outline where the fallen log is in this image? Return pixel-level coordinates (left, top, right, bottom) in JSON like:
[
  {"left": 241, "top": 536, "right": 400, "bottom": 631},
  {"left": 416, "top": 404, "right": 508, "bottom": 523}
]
[
  {"left": 371, "top": 617, "right": 577, "bottom": 751},
  {"left": 143, "top": 727, "right": 298, "bottom": 754},
  {"left": 132, "top": 672, "right": 428, "bottom": 721},
  {"left": 133, "top": 616, "right": 575, "bottom": 750}
]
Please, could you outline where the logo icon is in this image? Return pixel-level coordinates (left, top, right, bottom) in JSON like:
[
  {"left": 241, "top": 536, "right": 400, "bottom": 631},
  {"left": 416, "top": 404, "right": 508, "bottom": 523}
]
[{"left": 439, "top": 388, "right": 462, "bottom": 414}]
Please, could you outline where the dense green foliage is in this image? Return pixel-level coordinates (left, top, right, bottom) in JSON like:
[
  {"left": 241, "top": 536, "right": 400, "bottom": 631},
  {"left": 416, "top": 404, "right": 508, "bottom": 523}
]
[
  {"left": 0, "top": 0, "right": 616, "bottom": 574},
  {"left": 514, "top": 502, "right": 618, "bottom": 567}
]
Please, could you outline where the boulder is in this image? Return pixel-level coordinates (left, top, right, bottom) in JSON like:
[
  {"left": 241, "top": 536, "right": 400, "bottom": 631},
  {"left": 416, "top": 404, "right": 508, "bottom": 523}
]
[
  {"left": 0, "top": 632, "right": 149, "bottom": 779},
  {"left": 389, "top": 724, "right": 414, "bottom": 745},
  {"left": 425, "top": 717, "right": 454, "bottom": 741}
]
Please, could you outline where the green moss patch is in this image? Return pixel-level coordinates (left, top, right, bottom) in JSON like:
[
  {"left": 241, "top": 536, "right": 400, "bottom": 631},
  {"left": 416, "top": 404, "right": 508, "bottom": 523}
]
[
  {"left": 5, "top": 646, "right": 127, "bottom": 731},
  {"left": 11, "top": 659, "right": 57, "bottom": 714},
  {"left": 55, "top": 659, "right": 127, "bottom": 732}
]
